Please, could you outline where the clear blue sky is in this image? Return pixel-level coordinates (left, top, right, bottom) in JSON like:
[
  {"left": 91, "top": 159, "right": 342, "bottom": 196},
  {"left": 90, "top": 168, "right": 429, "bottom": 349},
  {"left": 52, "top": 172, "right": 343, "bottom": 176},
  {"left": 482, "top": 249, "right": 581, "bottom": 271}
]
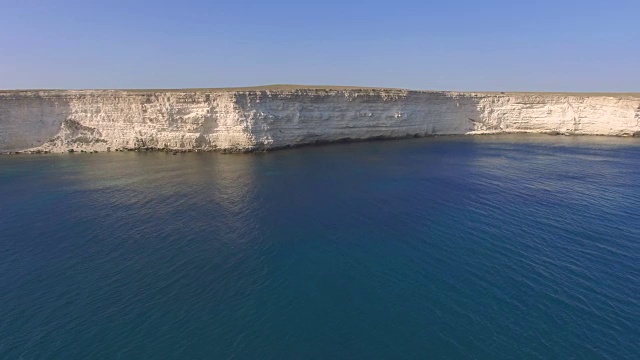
[{"left": 1, "top": 0, "right": 638, "bottom": 91}]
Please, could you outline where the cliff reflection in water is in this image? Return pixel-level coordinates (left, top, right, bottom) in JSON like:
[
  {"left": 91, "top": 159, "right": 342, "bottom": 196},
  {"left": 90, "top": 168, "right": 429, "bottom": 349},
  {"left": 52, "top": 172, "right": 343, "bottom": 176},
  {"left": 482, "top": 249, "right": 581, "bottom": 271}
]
[{"left": 70, "top": 152, "right": 264, "bottom": 245}]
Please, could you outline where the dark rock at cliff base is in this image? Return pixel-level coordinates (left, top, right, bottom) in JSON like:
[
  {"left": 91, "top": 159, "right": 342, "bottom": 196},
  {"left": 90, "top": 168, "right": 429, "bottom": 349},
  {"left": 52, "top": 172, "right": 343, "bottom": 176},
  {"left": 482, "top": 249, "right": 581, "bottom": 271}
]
[
  {"left": 67, "top": 149, "right": 74, "bottom": 153},
  {"left": 633, "top": 131, "right": 640, "bottom": 137}
]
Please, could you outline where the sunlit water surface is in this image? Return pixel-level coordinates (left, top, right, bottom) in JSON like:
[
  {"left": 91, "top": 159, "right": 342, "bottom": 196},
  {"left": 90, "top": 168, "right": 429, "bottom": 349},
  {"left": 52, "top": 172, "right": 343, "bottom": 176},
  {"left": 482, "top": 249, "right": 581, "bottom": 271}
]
[{"left": 1, "top": 135, "right": 639, "bottom": 359}]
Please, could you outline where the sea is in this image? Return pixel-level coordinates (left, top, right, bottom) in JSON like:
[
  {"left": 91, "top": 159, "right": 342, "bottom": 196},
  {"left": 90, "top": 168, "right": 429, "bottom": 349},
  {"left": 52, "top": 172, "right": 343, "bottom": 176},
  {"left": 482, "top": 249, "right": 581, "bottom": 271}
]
[{"left": 1, "top": 135, "right": 639, "bottom": 359}]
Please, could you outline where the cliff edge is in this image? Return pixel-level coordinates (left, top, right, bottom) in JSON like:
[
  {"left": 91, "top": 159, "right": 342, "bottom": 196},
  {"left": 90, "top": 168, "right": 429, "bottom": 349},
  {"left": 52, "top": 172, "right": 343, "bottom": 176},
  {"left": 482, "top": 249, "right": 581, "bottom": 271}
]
[{"left": 1, "top": 86, "right": 639, "bottom": 153}]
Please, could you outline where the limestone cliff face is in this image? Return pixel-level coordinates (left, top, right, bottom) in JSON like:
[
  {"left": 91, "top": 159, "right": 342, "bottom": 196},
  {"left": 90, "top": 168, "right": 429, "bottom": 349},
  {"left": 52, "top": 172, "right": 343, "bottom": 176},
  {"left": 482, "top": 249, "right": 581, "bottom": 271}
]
[{"left": 1, "top": 88, "right": 639, "bottom": 152}]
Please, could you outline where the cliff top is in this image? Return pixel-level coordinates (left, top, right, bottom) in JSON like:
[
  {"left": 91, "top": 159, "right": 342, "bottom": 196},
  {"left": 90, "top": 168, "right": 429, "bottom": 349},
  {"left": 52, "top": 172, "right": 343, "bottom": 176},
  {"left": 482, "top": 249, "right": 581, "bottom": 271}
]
[{"left": 1, "top": 84, "right": 639, "bottom": 97}]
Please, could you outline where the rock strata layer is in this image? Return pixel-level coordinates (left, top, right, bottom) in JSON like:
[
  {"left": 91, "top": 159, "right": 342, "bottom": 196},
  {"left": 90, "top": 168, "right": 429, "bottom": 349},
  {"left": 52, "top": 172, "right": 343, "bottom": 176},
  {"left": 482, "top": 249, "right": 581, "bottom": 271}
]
[{"left": 1, "top": 88, "right": 639, "bottom": 153}]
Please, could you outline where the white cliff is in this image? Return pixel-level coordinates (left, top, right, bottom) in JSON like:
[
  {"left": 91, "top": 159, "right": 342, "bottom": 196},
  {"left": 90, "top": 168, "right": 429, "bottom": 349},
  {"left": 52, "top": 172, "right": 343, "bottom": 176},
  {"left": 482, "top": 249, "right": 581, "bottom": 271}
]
[{"left": 0, "top": 87, "right": 639, "bottom": 153}]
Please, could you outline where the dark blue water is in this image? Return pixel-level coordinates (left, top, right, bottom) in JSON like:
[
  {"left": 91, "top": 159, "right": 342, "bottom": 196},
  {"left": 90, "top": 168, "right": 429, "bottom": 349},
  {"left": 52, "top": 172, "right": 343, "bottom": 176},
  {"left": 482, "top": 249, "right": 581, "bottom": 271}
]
[{"left": 1, "top": 135, "right": 639, "bottom": 359}]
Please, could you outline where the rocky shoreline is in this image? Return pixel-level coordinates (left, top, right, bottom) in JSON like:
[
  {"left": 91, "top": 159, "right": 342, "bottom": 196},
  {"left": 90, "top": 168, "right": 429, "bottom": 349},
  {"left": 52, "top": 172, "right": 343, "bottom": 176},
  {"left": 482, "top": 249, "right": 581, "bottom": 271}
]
[{"left": 3, "top": 131, "right": 640, "bottom": 155}]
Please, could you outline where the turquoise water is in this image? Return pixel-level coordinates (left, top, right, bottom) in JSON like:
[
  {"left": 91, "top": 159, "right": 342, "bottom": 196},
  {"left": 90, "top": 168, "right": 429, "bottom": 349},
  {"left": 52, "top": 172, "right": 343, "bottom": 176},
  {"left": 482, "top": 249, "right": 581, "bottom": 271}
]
[{"left": 1, "top": 135, "right": 639, "bottom": 359}]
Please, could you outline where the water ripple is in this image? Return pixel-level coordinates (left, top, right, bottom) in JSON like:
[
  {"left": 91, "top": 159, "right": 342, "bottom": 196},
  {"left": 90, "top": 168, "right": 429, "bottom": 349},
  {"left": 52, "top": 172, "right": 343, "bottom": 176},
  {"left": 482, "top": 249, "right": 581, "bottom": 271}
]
[{"left": 1, "top": 135, "right": 639, "bottom": 358}]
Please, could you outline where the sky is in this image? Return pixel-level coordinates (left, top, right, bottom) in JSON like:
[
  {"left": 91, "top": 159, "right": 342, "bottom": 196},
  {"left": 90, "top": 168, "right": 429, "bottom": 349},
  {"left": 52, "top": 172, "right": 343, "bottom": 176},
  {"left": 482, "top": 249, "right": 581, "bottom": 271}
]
[{"left": 1, "top": 0, "right": 638, "bottom": 91}]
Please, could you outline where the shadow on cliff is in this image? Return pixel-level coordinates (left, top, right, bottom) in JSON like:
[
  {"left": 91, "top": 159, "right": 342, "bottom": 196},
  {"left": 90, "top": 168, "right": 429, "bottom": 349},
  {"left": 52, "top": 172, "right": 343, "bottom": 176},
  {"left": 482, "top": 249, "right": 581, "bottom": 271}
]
[{"left": 0, "top": 93, "right": 72, "bottom": 152}]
